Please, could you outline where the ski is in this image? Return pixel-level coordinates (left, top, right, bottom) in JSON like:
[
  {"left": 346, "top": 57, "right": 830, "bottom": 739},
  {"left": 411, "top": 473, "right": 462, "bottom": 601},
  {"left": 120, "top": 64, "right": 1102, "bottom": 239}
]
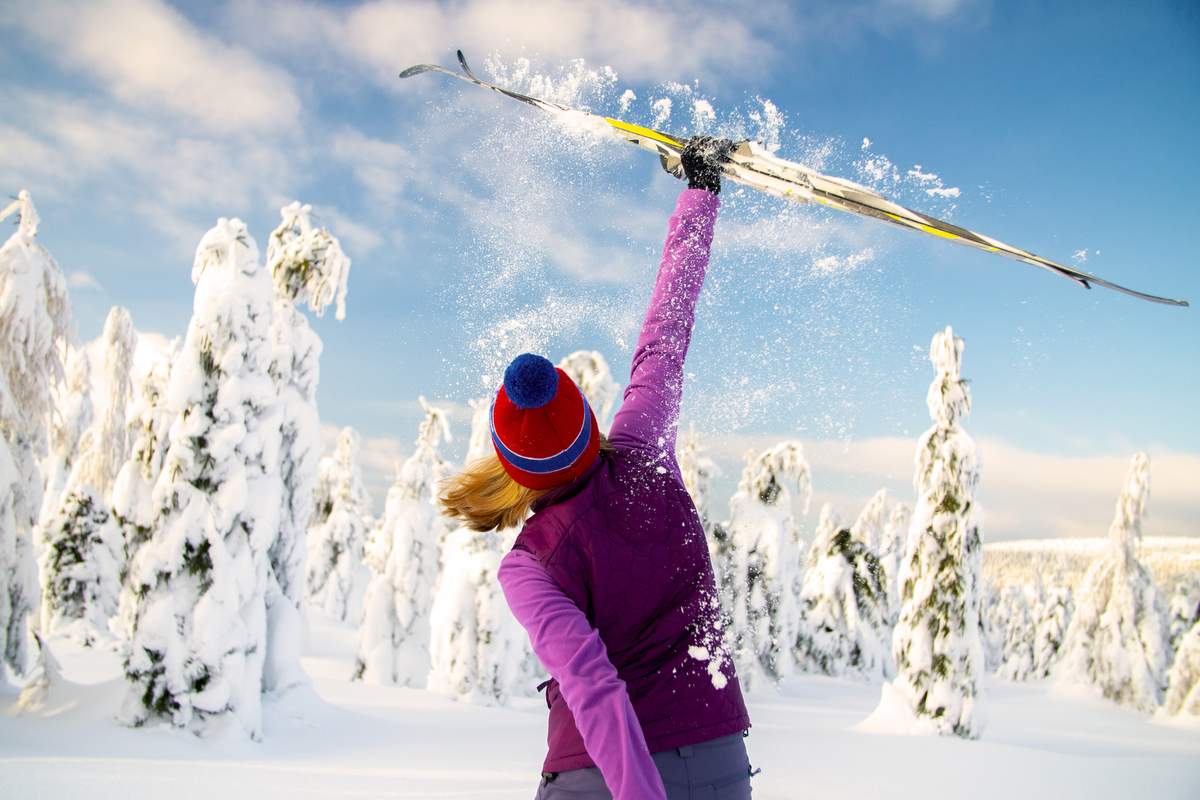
[{"left": 400, "top": 51, "right": 1188, "bottom": 307}]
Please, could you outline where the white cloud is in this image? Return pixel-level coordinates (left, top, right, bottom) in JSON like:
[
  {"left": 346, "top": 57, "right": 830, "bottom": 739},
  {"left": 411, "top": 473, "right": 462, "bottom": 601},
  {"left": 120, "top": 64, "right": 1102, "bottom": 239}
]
[
  {"left": 715, "top": 208, "right": 882, "bottom": 273},
  {"left": 224, "top": 0, "right": 773, "bottom": 87},
  {"left": 7, "top": 0, "right": 301, "bottom": 133},
  {"left": 329, "top": 128, "right": 417, "bottom": 209},
  {"left": 811, "top": 247, "right": 876, "bottom": 276},
  {"left": 695, "top": 431, "right": 1200, "bottom": 542},
  {"left": 907, "top": 164, "right": 960, "bottom": 199},
  {"left": 66, "top": 271, "right": 104, "bottom": 292},
  {"left": 879, "top": 0, "right": 970, "bottom": 21},
  {"left": 312, "top": 205, "right": 384, "bottom": 255},
  {"left": 0, "top": 89, "right": 294, "bottom": 253}
]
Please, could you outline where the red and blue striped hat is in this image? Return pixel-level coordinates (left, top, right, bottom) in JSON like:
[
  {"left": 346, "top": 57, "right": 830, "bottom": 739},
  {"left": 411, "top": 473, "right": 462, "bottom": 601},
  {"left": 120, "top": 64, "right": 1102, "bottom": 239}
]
[{"left": 490, "top": 353, "right": 600, "bottom": 490}]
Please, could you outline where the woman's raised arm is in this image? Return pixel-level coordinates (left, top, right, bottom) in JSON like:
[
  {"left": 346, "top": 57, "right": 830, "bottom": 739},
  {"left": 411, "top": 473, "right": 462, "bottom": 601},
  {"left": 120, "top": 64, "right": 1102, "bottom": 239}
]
[{"left": 608, "top": 186, "right": 720, "bottom": 454}]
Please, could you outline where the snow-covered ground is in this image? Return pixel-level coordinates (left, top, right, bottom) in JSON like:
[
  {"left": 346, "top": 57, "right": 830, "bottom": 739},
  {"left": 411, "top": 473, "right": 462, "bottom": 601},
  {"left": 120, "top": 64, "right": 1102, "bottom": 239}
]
[{"left": 3, "top": 613, "right": 1198, "bottom": 800}]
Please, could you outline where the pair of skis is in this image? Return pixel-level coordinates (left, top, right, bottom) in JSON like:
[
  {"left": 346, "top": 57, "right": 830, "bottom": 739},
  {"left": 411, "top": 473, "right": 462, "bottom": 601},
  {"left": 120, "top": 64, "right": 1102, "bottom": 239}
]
[{"left": 400, "top": 51, "right": 1187, "bottom": 307}]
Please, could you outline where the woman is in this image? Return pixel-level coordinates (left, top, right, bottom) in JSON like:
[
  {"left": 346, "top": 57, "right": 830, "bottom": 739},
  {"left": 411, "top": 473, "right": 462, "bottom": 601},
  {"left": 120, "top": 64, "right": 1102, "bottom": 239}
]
[{"left": 441, "top": 137, "right": 753, "bottom": 799}]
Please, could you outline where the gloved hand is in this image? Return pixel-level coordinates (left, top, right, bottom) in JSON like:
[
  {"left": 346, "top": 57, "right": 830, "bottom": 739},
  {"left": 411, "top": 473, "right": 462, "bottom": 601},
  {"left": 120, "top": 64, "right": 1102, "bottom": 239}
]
[{"left": 680, "top": 135, "right": 734, "bottom": 195}]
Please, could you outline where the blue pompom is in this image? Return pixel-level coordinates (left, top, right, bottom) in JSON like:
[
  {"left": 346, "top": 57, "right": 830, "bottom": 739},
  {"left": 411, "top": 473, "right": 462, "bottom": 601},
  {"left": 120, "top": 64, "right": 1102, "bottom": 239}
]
[{"left": 504, "top": 353, "right": 559, "bottom": 409}]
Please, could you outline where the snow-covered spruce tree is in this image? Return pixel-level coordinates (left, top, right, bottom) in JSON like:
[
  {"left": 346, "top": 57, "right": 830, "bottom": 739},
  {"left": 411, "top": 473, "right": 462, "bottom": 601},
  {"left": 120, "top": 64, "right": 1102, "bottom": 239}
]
[
  {"left": 0, "top": 190, "right": 70, "bottom": 680},
  {"left": 428, "top": 525, "right": 533, "bottom": 705},
  {"left": 36, "top": 486, "right": 120, "bottom": 644},
  {"left": 995, "top": 586, "right": 1036, "bottom": 681},
  {"left": 264, "top": 201, "right": 351, "bottom": 692},
  {"left": 883, "top": 326, "right": 983, "bottom": 738},
  {"left": 38, "top": 349, "right": 92, "bottom": 525},
  {"left": 1163, "top": 620, "right": 1200, "bottom": 716},
  {"left": 111, "top": 344, "right": 174, "bottom": 577},
  {"left": 120, "top": 218, "right": 280, "bottom": 738},
  {"left": 677, "top": 425, "right": 724, "bottom": 572},
  {"left": 1056, "top": 453, "right": 1168, "bottom": 712},
  {"left": 850, "top": 489, "right": 890, "bottom": 554},
  {"left": 76, "top": 306, "right": 136, "bottom": 500},
  {"left": 306, "top": 427, "right": 372, "bottom": 623},
  {"left": 557, "top": 350, "right": 620, "bottom": 428},
  {"left": 355, "top": 398, "right": 452, "bottom": 685},
  {"left": 878, "top": 501, "right": 911, "bottom": 627},
  {"left": 849, "top": 489, "right": 894, "bottom": 634},
  {"left": 1167, "top": 576, "right": 1200, "bottom": 653},
  {"left": 1032, "top": 585, "right": 1073, "bottom": 678},
  {"left": 795, "top": 504, "right": 891, "bottom": 679},
  {"left": 37, "top": 306, "right": 136, "bottom": 642},
  {"left": 429, "top": 396, "right": 543, "bottom": 704},
  {"left": 725, "top": 442, "right": 812, "bottom": 689},
  {"left": 463, "top": 398, "right": 492, "bottom": 465},
  {"left": 979, "top": 582, "right": 1005, "bottom": 673}
]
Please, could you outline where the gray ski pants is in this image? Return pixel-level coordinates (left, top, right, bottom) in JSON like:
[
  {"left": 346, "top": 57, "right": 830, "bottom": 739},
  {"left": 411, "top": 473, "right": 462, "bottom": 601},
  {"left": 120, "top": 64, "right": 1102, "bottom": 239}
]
[{"left": 533, "top": 733, "right": 755, "bottom": 799}]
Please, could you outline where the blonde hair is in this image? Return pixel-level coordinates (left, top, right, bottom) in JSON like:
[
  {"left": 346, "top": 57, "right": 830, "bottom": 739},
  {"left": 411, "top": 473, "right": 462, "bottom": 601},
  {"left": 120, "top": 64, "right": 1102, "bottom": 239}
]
[{"left": 439, "top": 436, "right": 613, "bottom": 532}]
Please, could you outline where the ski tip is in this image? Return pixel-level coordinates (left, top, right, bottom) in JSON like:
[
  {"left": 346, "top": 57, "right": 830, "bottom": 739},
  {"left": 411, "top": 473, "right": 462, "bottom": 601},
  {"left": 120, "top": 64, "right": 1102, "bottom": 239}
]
[
  {"left": 399, "top": 64, "right": 434, "bottom": 79},
  {"left": 457, "top": 49, "right": 478, "bottom": 79}
]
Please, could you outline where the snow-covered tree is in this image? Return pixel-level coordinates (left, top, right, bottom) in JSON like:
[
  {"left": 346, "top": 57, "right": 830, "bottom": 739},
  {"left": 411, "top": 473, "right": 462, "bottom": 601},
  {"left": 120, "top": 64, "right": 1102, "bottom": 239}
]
[
  {"left": 677, "top": 425, "right": 723, "bottom": 570},
  {"left": 36, "top": 486, "right": 120, "bottom": 645},
  {"left": 355, "top": 398, "right": 451, "bottom": 686},
  {"left": 0, "top": 190, "right": 70, "bottom": 679},
  {"left": 795, "top": 503, "right": 891, "bottom": 680},
  {"left": 884, "top": 326, "right": 984, "bottom": 738},
  {"left": 1056, "top": 453, "right": 1168, "bottom": 713},
  {"left": 111, "top": 344, "right": 174, "bottom": 574},
  {"left": 429, "top": 396, "right": 542, "bottom": 704},
  {"left": 264, "top": 201, "right": 351, "bottom": 692},
  {"left": 557, "top": 350, "right": 620, "bottom": 428},
  {"left": 38, "top": 349, "right": 92, "bottom": 525},
  {"left": 725, "top": 441, "right": 812, "bottom": 689},
  {"left": 980, "top": 582, "right": 1005, "bottom": 673},
  {"left": 878, "top": 501, "right": 911, "bottom": 626},
  {"left": 463, "top": 398, "right": 492, "bottom": 465},
  {"left": 37, "top": 306, "right": 137, "bottom": 642},
  {"left": 428, "top": 526, "right": 533, "bottom": 705},
  {"left": 995, "top": 586, "right": 1036, "bottom": 681},
  {"left": 75, "top": 306, "right": 136, "bottom": 500},
  {"left": 1163, "top": 621, "right": 1200, "bottom": 716},
  {"left": 1167, "top": 576, "right": 1200, "bottom": 654},
  {"left": 849, "top": 489, "right": 894, "bottom": 635},
  {"left": 306, "top": 427, "right": 372, "bottom": 623},
  {"left": 678, "top": 426, "right": 718, "bottom": 530},
  {"left": 120, "top": 218, "right": 280, "bottom": 739},
  {"left": 1032, "top": 585, "right": 1073, "bottom": 678},
  {"left": 850, "top": 489, "right": 889, "bottom": 554}
]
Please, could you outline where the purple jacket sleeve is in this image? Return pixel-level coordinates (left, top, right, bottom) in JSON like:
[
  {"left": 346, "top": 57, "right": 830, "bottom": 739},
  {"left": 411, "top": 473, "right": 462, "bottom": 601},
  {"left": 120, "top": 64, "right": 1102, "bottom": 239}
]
[
  {"left": 498, "top": 548, "right": 667, "bottom": 800},
  {"left": 609, "top": 188, "right": 720, "bottom": 453}
]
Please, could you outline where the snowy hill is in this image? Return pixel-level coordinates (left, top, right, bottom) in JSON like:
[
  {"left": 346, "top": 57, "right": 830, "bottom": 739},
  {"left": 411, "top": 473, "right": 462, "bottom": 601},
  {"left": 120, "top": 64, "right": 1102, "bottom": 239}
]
[{"left": 3, "top": 611, "right": 1198, "bottom": 800}]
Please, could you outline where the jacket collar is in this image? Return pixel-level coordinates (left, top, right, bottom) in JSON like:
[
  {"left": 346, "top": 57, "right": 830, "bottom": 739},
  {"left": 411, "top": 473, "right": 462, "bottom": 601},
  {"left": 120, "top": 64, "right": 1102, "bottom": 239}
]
[{"left": 532, "top": 450, "right": 606, "bottom": 513}]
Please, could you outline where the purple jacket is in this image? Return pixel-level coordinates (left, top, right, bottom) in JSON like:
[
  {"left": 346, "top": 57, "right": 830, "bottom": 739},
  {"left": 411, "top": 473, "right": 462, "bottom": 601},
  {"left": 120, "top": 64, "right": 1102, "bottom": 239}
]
[{"left": 498, "top": 188, "right": 750, "bottom": 799}]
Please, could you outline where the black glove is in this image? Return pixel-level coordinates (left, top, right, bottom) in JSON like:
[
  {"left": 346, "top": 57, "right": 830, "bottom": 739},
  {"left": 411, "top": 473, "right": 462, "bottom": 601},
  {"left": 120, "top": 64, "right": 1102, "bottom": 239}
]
[{"left": 681, "top": 136, "right": 734, "bottom": 195}]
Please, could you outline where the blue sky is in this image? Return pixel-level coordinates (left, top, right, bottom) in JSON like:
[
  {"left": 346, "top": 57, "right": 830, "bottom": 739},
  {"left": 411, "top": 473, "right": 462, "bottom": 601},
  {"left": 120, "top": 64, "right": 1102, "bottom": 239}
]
[{"left": 1, "top": 0, "right": 1197, "bottom": 540}]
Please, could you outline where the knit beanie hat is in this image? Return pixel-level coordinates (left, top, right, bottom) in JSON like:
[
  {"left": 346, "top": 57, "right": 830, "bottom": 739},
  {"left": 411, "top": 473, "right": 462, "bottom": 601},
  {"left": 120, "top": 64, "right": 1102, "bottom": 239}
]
[{"left": 490, "top": 353, "right": 600, "bottom": 490}]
